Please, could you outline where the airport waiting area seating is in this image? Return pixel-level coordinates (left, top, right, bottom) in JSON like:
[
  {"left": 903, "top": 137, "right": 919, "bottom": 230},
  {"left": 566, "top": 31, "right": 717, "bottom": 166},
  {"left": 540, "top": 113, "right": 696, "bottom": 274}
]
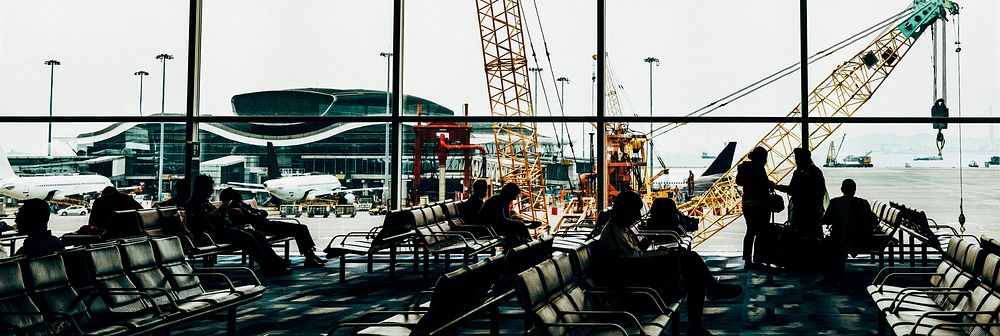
[
  {"left": 60, "top": 206, "right": 295, "bottom": 268},
  {"left": 324, "top": 200, "right": 503, "bottom": 283},
  {"left": 868, "top": 235, "right": 1000, "bottom": 335},
  {"left": 0, "top": 236, "right": 265, "bottom": 336},
  {"left": 328, "top": 237, "right": 554, "bottom": 335},
  {"left": 864, "top": 201, "right": 969, "bottom": 268}
]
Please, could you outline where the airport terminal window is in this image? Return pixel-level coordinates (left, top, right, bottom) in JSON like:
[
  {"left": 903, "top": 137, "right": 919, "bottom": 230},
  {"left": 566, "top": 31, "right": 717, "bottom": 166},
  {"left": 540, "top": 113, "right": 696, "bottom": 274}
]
[
  {"left": 0, "top": 122, "right": 185, "bottom": 231},
  {"left": 0, "top": 1, "right": 189, "bottom": 117},
  {"left": 403, "top": 0, "right": 596, "bottom": 118},
  {"left": 200, "top": 0, "right": 393, "bottom": 118}
]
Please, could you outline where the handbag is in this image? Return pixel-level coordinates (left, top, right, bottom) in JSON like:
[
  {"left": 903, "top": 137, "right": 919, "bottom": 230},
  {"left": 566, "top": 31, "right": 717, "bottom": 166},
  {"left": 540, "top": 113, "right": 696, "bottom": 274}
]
[{"left": 769, "top": 192, "right": 785, "bottom": 213}]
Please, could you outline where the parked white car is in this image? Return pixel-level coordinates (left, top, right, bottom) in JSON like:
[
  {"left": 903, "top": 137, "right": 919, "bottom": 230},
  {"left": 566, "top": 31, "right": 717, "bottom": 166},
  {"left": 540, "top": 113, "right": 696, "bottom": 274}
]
[{"left": 57, "top": 206, "right": 88, "bottom": 216}]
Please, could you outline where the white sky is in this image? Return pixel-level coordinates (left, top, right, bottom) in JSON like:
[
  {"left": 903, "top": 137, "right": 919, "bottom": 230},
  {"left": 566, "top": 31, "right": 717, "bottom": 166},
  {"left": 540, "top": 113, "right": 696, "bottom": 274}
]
[{"left": 1, "top": 0, "right": 998, "bottom": 158}]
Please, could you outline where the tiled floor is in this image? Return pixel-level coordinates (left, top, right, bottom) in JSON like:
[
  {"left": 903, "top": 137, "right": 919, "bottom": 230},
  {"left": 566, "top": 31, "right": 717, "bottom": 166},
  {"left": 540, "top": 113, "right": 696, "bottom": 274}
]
[{"left": 172, "top": 253, "right": 892, "bottom": 335}]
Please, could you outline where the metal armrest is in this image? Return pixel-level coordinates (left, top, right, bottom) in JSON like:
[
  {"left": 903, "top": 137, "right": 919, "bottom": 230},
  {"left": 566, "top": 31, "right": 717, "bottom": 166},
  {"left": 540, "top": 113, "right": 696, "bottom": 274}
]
[
  {"left": 452, "top": 224, "right": 498, "bottom": 237},
  {"left": 270, "top": 218, "right": 302, "bottom": 225},
  {"left": 194, "top": 266, "right": 262, "bottom": 286},
  {"left": 935, "top": 234, "right": 979, "bottom": 243},
  {"left": 541, "top": 322, "right": 629, "bottom": 336},
  {"left": 927, "top": 322, "right": 1000, "bottom": 335},
  {"left": 171, "top": 272, "right": 237, "bottom": 292},
  {"left": 877, "top": 272, "right": 944, "bottom": 289},
  {"left": 423, "top": 232, "right": 473, "bottom": 248},
  {"left": 326, "top": 232, "right": 380, "bottom": 248},
  {"left": 912, "top": 310, "right": 999, "bottom": 335},
  {"left": 587, "top": 288, "right": 675, "bottom": 314},
  {"left": 928, "top": 224, "right": 959, "bottom": 235},
  {"left": 133, "top": 287, "right": 181, "bottom": 311},
  {"left": 890, "top": 289, "right": 971, "bottom": 313},
  {"left": 405, "top": 290, "right": 436, "bottom": 310},
  {"left": 558, "top": 311, "right": 643, "bottom": 333},
  {"left": 872, "top": 266, "right": 939, "bottom": 285}
]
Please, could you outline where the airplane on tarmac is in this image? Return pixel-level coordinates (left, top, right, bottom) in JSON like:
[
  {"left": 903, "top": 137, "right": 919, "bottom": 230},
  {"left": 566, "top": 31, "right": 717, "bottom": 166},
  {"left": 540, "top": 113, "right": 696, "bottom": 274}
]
[
  {"left": 655, "top": 141, "right": 738, "bottom": 196},
  {"left": 0, "top": 147, "right": 114, "bottom": 201},
  {"left": 229, "top": 143, "right": 384, "bottom": 203}
]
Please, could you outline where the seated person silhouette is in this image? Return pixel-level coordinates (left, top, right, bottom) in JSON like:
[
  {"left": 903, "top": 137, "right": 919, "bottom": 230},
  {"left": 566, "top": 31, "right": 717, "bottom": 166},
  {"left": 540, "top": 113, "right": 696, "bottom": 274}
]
[
  {"left": 15, "top": 199, "right": 65, "bottom": 258},
  {"left": 155, "top": 178, "right": 189, "bottom": 208},
  {"left": 475, "top": 183, "right": 541, "bottom": 249},
  {"left": 642, "top": 198, "right": 697, "bottom": 246},
  {"left": 817, "top": 178, "right": 876, "bottom": 286},
  {"left": 89, "top": 186, "right": 143, "bottom": 232},
  {"left": 595, "top": 191, "right": 742, "bottom": 336},
  {"left": 458, "top": 179, "right": 488, "bottom": 225},
  {"left": 185, "top": 175, "right": 291, "bottom": 276},
  {"left": 218, "top": 188, "right": 326, "bottom": 267}
]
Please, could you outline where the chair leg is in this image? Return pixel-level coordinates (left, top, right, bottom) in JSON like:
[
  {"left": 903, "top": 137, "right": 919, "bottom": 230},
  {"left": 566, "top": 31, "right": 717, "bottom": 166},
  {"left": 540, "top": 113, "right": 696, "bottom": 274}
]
[
  {"left": 339, "top": 255, "right": 347, "bottom": 283},
  {"left": 226, "top": 308, "right": 237, "bottom": 336}
]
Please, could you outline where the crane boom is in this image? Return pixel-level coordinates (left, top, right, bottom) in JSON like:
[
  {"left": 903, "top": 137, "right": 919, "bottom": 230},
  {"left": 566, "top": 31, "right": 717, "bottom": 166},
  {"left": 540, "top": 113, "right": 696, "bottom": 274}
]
[
  {"left": 681, "top": 0, "right": 958, "bottom": 248},
  {"left": 476, "top": 0, "right": 549, "bottom": 228}
]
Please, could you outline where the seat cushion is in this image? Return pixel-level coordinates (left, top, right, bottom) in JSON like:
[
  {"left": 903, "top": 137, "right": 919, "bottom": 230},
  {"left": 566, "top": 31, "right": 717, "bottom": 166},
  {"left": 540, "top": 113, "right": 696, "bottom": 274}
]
[{"left": 886, "top": 313, "right": 966, "bottom": 336}]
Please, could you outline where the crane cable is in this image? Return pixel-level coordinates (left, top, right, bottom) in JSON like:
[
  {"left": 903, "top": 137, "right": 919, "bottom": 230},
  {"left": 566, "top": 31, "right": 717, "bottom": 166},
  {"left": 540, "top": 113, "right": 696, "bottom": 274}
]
[
  {"left": 648, "top": 7, "right": 912, "bottom": 139},
  {"left": 520, "top": 0, "right": 578, "bottom": 190},
  {"left": 954, "top": 12, "right": 966, "bottom": 232}
]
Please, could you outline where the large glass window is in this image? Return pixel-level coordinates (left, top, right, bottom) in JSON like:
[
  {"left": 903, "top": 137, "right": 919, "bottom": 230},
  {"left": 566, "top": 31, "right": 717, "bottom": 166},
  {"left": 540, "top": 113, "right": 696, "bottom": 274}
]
[{"left": 0, "top": 1, "right": 189, "bottom": 117}]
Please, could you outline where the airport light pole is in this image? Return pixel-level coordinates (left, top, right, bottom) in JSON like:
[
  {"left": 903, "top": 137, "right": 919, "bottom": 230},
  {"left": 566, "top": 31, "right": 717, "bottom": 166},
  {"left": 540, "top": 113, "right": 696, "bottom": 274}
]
[
  {"left": 556, "top": 77, "right": 570, "bottom": 159},
  {"left": 134, "top": 71, "right": 149, "bottom": 116},
  {"left": 643, "top": 57, "right": 659, "bottom": 192},
  {"left": 380, "top": 52, "right": 392, "bottom": 203},
  {"left": 155, "top": 53, "right": 174, "bottom": 202},
  {"left": 44, "top": 60, "right": 60, "bottom": 157}
]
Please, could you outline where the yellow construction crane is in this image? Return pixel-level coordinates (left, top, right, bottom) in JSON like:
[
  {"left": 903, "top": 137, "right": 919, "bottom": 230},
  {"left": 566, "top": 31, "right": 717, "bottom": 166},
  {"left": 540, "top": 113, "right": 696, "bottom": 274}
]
[
  {"left": 681, "top": 0, "right": 959, "bottom": 248},
  {"left": 476, "top": 0, "right": 549, "bottom": 229}
]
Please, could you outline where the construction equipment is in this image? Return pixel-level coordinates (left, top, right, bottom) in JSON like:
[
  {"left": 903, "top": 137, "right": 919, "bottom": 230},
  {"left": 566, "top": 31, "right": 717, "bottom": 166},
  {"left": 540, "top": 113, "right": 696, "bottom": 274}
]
[
  {"left": 476, "top": 0, "right": 549, "bottom": 231},
  {"left": 411, "top": 104, "right": 485, "bottom": 204},
  {"left": 682, "top": 0, "right": 959, "bottom": 248}
]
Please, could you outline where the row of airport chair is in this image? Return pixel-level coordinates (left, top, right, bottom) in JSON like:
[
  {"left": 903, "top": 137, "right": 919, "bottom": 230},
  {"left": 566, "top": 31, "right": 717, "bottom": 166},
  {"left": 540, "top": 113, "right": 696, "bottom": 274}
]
[
  {"left": 60, "top": 206, "right": 295, "bottom": 268},
  {"left": 324, "top": 199, "right": 501, "bottom": 282},
  {"left": 551, "top": 207, "right": 692, "bottom": 252},
  {"left": 328, "top": 237, "right": 555, "bottom": 335},
  {"left": 514, "top": 243, "right": 683, "bottom": 335},
  {"left": 868, "top": 200, "right": 967, "bottom": 268},
  {"left": 869, "top": 235, "right": 1000, "bottom": 335},
  {"left": 0, "top": 236, "right": 265, "bottom": 336}
]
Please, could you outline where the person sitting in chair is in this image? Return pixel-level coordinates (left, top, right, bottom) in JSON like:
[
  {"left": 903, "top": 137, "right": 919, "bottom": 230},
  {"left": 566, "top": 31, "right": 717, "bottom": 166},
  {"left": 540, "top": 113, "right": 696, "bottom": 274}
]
[
  {"left": 475, "top": 183, "right": 541, "bottom": 249},
  {"left": 218, "top": 188, "right": 326, "bottom": 267},
  {"left": 816, "top": 179, "right": 876, "bottom": 285},
  {"left": 595, "top": 191, "right": 742, "bottom": 336},
  {"left": 14, "top": 199, "right": 65, "bottom": 258}
]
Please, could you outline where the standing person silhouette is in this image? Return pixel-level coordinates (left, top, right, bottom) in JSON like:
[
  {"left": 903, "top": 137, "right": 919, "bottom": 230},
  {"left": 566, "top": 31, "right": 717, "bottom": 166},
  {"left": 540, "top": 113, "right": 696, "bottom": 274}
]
[
  {"left": 775, "top": 148, "right": 827, "bottom": 240},
  {"left": 735, "top": 146, "right": 775, "bottom": 270}
]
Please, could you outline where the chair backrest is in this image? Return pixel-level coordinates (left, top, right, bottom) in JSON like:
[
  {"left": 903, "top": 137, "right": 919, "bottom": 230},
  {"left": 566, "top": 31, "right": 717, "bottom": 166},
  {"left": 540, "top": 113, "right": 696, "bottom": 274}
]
[
  {"left": 498, "top": 238, "right": 554, "bottom": 288},
  {"left": 0, "top": 257, "right": 49, "bottom": 334},
  {"left": 85, "top": 245, "right": 147, "bottom": 310},
  {"left": 416, "top": 256, "right": 506, "bottom": 333},
  {"left": 444, "top": 202, "right": 461, "bottom": 220},
  {"left": 430, "top": 205, "right": 447, "bottom": 223},
  {"left": 103, "top": 210, "right": 144, "bottom": 240},
  {"left": 120, "top": 239, "right": 173, "bottom": 306},
  {"left": 963, "top": 254, "right": 1000, "bottom": 335},
  {"left": 23, "top": 254, "right": 94, "bottom": 333},
  {"left": 150, "top": 237, "right": 205, "bottom": 300},
  {"left": 514, "top": 258, "right": 587, "bottom": 336}
]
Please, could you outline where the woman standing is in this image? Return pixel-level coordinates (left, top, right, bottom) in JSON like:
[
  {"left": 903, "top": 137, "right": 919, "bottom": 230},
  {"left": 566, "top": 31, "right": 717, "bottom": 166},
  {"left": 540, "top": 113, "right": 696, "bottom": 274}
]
[{"left": 735, "top": 147, "right": 775, "bottom": 269}]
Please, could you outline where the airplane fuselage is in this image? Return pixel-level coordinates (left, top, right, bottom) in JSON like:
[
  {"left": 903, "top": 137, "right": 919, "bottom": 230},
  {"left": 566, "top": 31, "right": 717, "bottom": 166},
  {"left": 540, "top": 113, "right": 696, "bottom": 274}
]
[
  {"left": 263, "top": 175, "right": 344, "bottom": 202},
  {"left": 0, "top": 175, "right": 113, "bottom": 201}
]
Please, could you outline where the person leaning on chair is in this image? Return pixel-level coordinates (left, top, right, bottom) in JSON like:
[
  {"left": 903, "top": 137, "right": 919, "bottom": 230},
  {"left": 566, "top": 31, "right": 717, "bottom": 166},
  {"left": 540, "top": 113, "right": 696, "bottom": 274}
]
[
  {"left": 594, "top": 191, "right": 742, "bottom": 336},
  {"left": 735, "top": 146, "right": 775, "bottom": 270}
]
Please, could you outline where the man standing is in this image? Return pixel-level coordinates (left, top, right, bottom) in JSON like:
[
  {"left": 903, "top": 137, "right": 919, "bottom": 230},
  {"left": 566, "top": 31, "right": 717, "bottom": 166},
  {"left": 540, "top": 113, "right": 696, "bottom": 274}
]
[
  {"left": 735, "top": 147, "right": 775, "bottom": 269},
  {"left": 475, "top": 183, "right": 540, "bottom": 249},
  {"left": 775, "top": 148, "right": 827, "bottom": 240}
]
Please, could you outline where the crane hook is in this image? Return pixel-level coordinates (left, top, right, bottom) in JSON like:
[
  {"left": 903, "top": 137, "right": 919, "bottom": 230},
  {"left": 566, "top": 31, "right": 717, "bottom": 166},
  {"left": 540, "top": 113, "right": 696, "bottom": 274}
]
[{"left": 936, "top": 130, "right": 946, "bottom": 157}]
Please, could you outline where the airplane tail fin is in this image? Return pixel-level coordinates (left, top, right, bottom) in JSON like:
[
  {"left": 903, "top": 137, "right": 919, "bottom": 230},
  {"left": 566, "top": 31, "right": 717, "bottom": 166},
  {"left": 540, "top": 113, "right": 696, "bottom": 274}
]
[
  {"left": 266, "top": 142, "right": 281, "bottom": 180},
  {"left": 702, "top": 142, "right": 737, "bottom": 176},
  {"left": 0, "top": 146, "right": 15, "bottom": 179}
]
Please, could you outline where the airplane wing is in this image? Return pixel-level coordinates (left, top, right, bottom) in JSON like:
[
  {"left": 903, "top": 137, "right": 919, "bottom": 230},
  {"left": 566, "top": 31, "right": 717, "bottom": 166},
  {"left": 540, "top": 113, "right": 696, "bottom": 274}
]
[
  {"left": 233, "top": 187, "right": 269, "bottom": 194},
  {"left": 336, "top": 187, "right": 387, "bottom": 194},
  {"left": 229, "top": 182, "right": 266, "bottom": 188}
]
